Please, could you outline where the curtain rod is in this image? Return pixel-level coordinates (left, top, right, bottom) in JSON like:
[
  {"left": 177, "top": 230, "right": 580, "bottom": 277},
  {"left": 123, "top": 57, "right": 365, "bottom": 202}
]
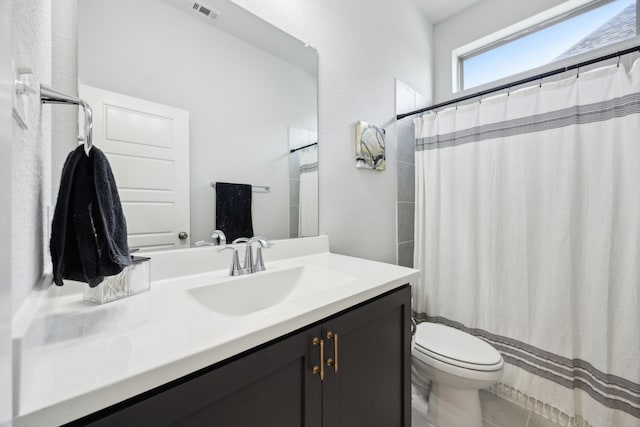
[
  {"left": 396, "top": 43, "right": 640, "bottom": 121},
  {"left": 290, "top": 142, "right": 318, "bottom": 153}
]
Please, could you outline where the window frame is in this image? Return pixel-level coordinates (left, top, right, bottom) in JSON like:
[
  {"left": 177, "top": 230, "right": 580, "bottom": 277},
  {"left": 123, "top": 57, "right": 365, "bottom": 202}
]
[{"left": 452, "top": 0, "right": 640, "bottom": 93}]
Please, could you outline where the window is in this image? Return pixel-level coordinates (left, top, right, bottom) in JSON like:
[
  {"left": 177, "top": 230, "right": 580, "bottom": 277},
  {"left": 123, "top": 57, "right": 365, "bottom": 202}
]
[{"left": 456, "top": 0, "right": 639, "bottom": 91}]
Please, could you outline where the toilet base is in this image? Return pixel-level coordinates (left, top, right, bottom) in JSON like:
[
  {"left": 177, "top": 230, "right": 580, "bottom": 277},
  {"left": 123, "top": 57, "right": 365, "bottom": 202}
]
[{"left": 427, "top": 382, "right": 482, "bottom": 427}]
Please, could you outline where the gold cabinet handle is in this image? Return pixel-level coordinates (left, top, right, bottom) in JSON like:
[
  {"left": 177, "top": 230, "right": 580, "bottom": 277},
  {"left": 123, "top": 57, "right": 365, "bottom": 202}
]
[
  {"left": 312, "top": 337, "right": 325, "bottom": 380},
  {"left": 326, "top": 331, "right": 339, "bottom": 373}
]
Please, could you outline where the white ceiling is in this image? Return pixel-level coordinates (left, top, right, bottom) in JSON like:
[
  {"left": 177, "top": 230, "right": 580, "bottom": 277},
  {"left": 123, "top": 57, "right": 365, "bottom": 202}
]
[{"left": 415, "top": 0, "right": 485, "bottom": 24}]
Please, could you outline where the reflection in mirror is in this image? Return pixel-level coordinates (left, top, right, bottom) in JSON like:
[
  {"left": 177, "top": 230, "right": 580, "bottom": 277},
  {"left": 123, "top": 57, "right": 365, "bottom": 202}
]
[
  {"left": 78, "top": 0, "right": 318, "bottom": 251},
  {"left": 288, "top": 130, "right": 318, "bottom": 239}
]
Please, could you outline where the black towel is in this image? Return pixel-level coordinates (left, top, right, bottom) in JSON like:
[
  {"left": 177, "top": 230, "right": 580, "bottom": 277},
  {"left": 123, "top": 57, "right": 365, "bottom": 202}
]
[
  {"left": 50, "top": 145, "right": 131, "bottom": 287},
  {"left": 215, "top": 182, "right": 253, "bottom": 242}
]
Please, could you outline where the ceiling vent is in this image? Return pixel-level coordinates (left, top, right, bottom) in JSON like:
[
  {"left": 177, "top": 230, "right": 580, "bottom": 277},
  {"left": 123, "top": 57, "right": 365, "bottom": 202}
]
[{"left": 190, "top": 2, "right": 220, "bottom": 19}]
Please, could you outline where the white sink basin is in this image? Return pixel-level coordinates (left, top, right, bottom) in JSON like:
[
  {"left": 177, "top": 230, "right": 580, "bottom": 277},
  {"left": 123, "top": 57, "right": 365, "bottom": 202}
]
[{"left": 187, "top": 265, "right": 355, "bottom": 316}]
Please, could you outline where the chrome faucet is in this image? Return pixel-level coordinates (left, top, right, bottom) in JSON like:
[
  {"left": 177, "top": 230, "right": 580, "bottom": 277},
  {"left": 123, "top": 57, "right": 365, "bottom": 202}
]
[
  {"left": 221, "top": 236, "right": 273, "bottom": 276},
  {"left": 217, "top": 245, "right": 242, "bottom": 276},
  {"left": 247, "top": 236, "right": 273, "bottom": 273},
  {"left": 195, "top": 230, "right": 227, "bottom": 247},
  {"left": 231, "top": 237, "right": 251, "bottom": 274}
]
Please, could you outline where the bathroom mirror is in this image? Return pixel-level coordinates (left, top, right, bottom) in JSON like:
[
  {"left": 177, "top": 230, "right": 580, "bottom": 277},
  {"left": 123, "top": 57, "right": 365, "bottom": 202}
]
[{"left": 77, "top": 0, "right": 318, "bottom": 251}]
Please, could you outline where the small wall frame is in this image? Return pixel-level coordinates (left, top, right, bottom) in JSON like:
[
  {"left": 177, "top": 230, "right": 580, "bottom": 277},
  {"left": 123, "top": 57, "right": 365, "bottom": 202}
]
[{"left": 356, "top": 120, "right": 386, "bottom": 171}]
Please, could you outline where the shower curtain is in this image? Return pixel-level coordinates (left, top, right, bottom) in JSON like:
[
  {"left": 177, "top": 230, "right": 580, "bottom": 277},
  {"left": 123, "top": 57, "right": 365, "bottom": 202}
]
[
  {"left": 298, "top": 145, "right": 318, "bottom": 237},
  {"left": 414, "top": 60, "right": 640, "bottom": 426}
]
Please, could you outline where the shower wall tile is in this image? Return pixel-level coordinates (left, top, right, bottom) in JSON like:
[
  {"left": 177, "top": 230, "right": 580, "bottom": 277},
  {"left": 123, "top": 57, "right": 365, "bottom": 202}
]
[
  {"left": 289, "top": 152, "right": 300, "bottom": 173},
  {"left": 398, "top": 161, "right": 415, "bottom": 203},
  {"left": 396, "top": 79, "right": 419, "bottom": 267},
  {"left": 289, "top": 178, "right": 300, "bottom": 205},
  {"left": 397, "top": 123, "right": 416, "bottom": 164},
  {"left": 397, "top": 202, "right": 414, "bottom": 243},
  {"left": 396, "top": 80, "right": 417, "bottom": 116},
  {"left": 416, "top": 92, "right": 428, "bottom": 110},
  {"left": 289, "top": 205, "right": 299, "bottom": 238},
  {"left": 398, "top": 241, "right": 414, "bottom": 268}
]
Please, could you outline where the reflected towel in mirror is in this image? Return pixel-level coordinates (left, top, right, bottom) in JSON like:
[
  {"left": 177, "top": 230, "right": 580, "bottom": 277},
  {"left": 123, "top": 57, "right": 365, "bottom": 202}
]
[{"left": 215, "top": 182, "right": 254, "bottom": 242}]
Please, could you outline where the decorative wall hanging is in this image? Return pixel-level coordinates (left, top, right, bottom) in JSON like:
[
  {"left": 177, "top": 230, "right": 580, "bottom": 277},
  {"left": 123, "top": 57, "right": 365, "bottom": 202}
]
[{"left": 356, "top": 120, "right": 386, "bottom": 170}]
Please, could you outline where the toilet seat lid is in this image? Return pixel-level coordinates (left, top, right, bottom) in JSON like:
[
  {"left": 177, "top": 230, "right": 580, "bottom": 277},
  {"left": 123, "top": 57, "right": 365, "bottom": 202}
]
[{"left": 414, "top": 323, "right": 502, "bottom": 370}]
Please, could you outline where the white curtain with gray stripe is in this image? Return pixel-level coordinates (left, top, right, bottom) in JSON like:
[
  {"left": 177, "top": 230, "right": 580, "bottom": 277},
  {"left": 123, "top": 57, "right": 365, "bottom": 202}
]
[{"left": 414, "top": 61, "right": 640, "bottom": 426}]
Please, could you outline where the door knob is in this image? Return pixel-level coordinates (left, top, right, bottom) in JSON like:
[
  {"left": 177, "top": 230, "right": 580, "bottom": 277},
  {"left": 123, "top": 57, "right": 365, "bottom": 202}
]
[{"left": 178, "top": 232, "right": 188, "bottom": 240}]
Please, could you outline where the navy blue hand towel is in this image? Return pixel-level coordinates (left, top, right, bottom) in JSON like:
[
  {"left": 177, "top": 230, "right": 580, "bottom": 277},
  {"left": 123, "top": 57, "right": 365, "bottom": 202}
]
[
  {"left": 215, "top": 182, "right": 254, "bottom": 242},
  {"left": 50, "top": 145, "right": 131, "bottom": 287}
]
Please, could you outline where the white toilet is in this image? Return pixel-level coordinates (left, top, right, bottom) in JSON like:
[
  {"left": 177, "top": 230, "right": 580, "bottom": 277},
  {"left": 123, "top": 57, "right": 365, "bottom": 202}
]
[{"left": 412, "top": 322, "right": 504, "bottom": 427}]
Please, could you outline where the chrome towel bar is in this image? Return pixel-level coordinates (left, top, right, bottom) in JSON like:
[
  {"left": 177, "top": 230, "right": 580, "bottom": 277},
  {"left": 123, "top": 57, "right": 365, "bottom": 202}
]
[
  {"left": 210, "top": 182, "right": 270, "bottom": 192},
  {"left": 40, "top": 84, "right": 93, "bottom": 153}
]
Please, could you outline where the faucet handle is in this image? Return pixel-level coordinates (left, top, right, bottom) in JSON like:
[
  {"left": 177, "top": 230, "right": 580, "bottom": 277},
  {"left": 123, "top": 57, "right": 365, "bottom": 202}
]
[
  {"left": 196, "top": 230, "right": 227, "bottom": 247},
  {"left": 247, "top": 236, "right": 273, "bottom": 248},
  {"left": 217, "top": 246, "right": 242, "bottom": 276},
  {"left": 251, "top": 237, "right": 273, "bottom": 273},
  {"left": 211, "top": 230, "right": 226, "bottom": 245},
  {"left": 232, "top": 237, "right": 249, "bottom": 245}
]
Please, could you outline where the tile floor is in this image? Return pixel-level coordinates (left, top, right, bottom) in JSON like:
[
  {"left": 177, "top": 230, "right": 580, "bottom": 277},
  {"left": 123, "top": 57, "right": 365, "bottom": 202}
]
[
  {"left": 480, "top": 390, "right": 558, "bottom": 427},
  {"left": 412, "top": 390, "right": 561, "bottom": 427}
]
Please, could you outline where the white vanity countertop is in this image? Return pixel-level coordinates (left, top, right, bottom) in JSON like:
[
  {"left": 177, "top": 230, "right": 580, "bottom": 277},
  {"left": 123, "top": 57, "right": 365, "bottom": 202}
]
[{"left": 13, "top": 237, "right": 419, "bottom": 426}]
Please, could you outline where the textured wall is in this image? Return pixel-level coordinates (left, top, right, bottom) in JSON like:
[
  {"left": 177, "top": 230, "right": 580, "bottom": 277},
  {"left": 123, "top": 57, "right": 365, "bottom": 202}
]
[
  {"left": 11, "top": 0, "right": 77, "bottom": 314},
  {"left": 433, "top": 0, "right": 565, "bottom": 103},
  {"left": 234, "top": 0, "right": 434, "bottom": 263},
  {"left": 11, "top": 0, "right": 52, "bottom": 313},
  {"left": 51, "top": 2, "right": 79, "bottom": 199},
  {"left": 0, "top": 0, "right": 13, "bottom": 419}
]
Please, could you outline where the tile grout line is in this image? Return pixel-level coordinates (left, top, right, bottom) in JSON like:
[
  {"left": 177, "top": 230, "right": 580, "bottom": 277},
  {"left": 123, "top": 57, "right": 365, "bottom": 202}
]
[
  {"left": 524, "top": 408, "right": 533, "bottom": 427},
  {"left": 398, "top": 240, "right": 414, "bottom": 245}
]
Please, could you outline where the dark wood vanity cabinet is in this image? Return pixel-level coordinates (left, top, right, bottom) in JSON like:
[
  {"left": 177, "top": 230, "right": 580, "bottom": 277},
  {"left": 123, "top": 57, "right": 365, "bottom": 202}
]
[
  {"left": 321, "top": 286, "right": 411, "bottom": 427},
  {"left": 73, "top": 285, "right": 411, "bottom": 427}
]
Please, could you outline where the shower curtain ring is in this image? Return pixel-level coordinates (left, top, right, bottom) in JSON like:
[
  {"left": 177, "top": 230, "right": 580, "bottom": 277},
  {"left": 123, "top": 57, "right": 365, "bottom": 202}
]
[
  {"left": 576, "top": 66, "right": 580, "bottom": 78},
  {"left": 617, "top": 54, "right": 621, "bottom": 68},
  {"left": 539, "top": 77, "right": 542, "bottom": 88}
]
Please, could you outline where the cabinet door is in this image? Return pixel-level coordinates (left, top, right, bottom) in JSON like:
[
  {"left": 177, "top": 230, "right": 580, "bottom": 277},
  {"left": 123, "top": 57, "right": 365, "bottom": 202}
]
[
  {"left": 81, "top": 325, "right": 323, "bottom": 427},
  {"left": 321, "top": 286, "right": 411, "bottom": 427}
]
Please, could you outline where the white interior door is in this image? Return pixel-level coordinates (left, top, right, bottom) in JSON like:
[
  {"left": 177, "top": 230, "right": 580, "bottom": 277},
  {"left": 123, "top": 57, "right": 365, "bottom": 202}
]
[{"left": 79, "top": 84, "right": 190, "bottom": 251}]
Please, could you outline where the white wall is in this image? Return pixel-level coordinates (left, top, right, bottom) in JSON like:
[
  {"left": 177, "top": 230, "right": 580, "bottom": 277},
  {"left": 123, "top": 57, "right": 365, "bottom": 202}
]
[
  {"left": 433, "top": 0, "right": 565, "bottom": 103},
  {"left": 78, "top": 0, "right": 317, "bottom": 244},
  {"left": 234, "top": 0, "right": 434, "bottom": 263},
  {"left": 10, "top": 0, "right": 78, "bottom": 312},
  {"left": 11, "top": 0, "right": 52, "bottom": 314},
  {"left": 0, "top": 0, "right": 13, "bottom": 421},
  {"left": 51, "top": 2, "right": 79, "bottom": 199}
]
